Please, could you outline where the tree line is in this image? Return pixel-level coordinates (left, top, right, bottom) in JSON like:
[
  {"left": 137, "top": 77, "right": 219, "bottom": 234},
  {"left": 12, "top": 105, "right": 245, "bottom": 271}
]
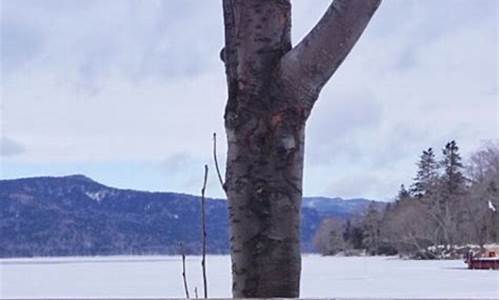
[{"left": 315, "top": 140, "right": 499, "bottom": 258}]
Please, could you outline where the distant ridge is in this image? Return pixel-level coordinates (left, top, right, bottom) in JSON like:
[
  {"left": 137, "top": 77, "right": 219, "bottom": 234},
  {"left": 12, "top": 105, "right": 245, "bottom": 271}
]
[{"left": 0, "top": 175, "right": 384, "bottom": 258}]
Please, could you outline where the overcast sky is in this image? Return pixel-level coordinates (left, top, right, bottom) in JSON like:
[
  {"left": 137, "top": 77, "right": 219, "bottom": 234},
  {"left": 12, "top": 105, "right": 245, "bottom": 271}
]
[{"left": 1, "top": 0, "right": 498, "bottom": 201}]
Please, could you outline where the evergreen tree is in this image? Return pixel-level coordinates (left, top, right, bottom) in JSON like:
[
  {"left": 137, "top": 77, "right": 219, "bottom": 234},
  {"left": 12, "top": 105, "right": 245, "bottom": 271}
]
[
  {"left": 343, "top": 220, "right": 364, "bottom": 250},
  {"left": 411, "top": 148, "right": 439, "bottom": 198},
  {"left": 441, "top": 140, "right": 466, "bottom": 195},
  {"left": 437, "top": 140, "right": 466, "bottom": 244},
  {"left": 362, "top": 203, "right": 382, "bottom": 254},
  {"left": 398, "top": 184, "right": 411, "bottom": 201}
]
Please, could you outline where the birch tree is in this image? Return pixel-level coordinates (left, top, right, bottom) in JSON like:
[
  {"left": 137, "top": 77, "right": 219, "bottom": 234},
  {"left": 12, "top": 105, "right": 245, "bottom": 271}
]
[{"left": 220, "top": 0, "right": 381, "bottom": 296}]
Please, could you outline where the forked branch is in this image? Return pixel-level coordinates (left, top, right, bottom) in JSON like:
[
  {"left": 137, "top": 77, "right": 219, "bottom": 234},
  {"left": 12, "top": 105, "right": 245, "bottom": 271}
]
[{"left": 280, "top": 0, "right": 382, "bottom": 107}]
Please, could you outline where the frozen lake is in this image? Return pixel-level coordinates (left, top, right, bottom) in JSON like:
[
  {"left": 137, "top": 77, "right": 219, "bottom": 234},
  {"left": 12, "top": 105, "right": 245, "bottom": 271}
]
[{"left": 1, "top": 255, "right": 498, "bottom": 299}]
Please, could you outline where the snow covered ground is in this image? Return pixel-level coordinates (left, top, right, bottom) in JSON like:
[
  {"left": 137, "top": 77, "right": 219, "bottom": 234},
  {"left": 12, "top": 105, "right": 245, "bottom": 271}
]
[{"left": 1, "top": 255, "right": 498, "bottom": 299}]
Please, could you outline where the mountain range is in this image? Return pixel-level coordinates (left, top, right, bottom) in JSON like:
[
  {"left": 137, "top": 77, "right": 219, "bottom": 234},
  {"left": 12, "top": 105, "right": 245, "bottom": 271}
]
[{"left": 0, "top": 175, "right": 383, "bottom": 257}]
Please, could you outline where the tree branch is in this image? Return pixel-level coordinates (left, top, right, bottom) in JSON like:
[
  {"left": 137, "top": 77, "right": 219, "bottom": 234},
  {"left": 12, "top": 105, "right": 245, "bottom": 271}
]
[
  {"left": 279, "top": 0, "right": 382, "bottom": 107},
  {"left": 200, "top": 165, "right": 209, "bottom": 298},
  {"left": 212, "top": 132, "right": 226, "bottom": 193},
  {"left": 180, "top": 242, "right": 190, "bottom": 299}
]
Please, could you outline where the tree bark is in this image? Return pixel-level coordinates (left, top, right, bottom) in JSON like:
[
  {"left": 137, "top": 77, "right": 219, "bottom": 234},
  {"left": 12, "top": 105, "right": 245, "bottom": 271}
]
[{"left": 221, "top": 0, "right": 381, "bottom": 297}]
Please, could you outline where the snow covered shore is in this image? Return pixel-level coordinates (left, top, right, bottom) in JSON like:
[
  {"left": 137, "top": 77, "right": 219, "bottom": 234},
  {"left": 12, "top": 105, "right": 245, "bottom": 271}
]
[{"left": 1, "top": 255, "right": 498, "bottom": 299}]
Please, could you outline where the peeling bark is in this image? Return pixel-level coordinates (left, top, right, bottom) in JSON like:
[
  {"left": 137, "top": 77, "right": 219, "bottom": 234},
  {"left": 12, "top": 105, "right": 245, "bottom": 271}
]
[{"left": 221, "top": 0, "right": 381, "bottom": 297}]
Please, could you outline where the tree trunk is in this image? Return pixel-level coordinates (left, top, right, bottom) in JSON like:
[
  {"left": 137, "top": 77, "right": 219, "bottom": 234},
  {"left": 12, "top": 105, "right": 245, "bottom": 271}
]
[{"left": 221, "top": 0, "right": 382, "bottom": 297}]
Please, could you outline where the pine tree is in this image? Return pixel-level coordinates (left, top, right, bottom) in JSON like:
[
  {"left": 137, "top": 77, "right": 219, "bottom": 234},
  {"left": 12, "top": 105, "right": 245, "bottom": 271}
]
[
  {"left": 441, "top": 140, "right": 466, "bottom": 195},
  {"left": 362, "top": 202, "right": 382, "bottom": 254},
  {"left": 437, "top": 140, "right": 466, "bottom": 245},
  {"left": 343, "top": 220, "right": 364, "bottom": 250},
  {"left": 398, "top": 184, "right": 411, "bottom": 201},
  {"left": 411, "top": 148, "right": 439, "bottom": 198}
]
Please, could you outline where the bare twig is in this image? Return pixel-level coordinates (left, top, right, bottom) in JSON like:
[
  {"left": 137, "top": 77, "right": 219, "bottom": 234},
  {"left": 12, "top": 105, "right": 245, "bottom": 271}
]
[
  {"left": 194, "top": 287, "right": 199, "bottom": 299},
  {"left": 180, "top": 242, "right": 190, "bottom": 299},
  {"left": 200, "top": 165, "right": 209, "bottom": 298},
  {"left": 212, "top": 132, "right": 226, "bottom": 193}
]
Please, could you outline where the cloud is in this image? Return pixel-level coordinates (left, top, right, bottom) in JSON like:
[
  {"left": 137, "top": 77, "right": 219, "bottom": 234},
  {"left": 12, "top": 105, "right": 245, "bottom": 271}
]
[
  {"left": 159, "top": 153, "right": 203, "bottom": 191},
  {"left": 2, "top": 0, "right": 227, "bottom": 163},
  {"left": 1, "top": 1, "right": 223, "bottom": 82},
  {"left": 1, "top": 0, "right": 497, "bottom": 200},
  {"left": 0, "top": 137, "right": 26, "bottom": 157},
  {"left": 300, "top": 0, "right": 498, "bottom": 199},
  {"left": 306, "top": 88, "right": 383, "bottom": 166}
]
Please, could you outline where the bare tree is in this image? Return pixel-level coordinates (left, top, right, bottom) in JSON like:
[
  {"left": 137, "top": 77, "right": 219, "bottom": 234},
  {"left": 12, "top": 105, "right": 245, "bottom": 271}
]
[
  {"left": 313, "top": 218, "right": 347, "bottom": 255},
  {"left": 220, "top": 0, "right": 381, "bottom": 296},
  {"left": 463, "top": 143, "right": 499, "bottom": 246},
  {"left": 381, "top": 197, "right": 436, "bottom": 255}
]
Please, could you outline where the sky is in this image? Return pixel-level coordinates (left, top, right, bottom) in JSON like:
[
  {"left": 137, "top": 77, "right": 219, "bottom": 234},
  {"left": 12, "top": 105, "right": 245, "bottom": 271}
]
[{"left": 1, "top": 0, "right": 498, "bottom": 201}]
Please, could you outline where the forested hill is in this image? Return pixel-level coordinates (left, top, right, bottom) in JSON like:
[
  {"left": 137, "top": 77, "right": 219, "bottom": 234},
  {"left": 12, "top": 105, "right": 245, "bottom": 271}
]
[{"left": 0, "top": 175, "right": 382, "bottom": 258}]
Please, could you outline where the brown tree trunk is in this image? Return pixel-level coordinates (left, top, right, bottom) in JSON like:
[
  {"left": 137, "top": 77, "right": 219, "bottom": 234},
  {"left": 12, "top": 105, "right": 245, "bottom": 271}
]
[{"left": 221, "top": 0, "right": 381, "bottom": 297}]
